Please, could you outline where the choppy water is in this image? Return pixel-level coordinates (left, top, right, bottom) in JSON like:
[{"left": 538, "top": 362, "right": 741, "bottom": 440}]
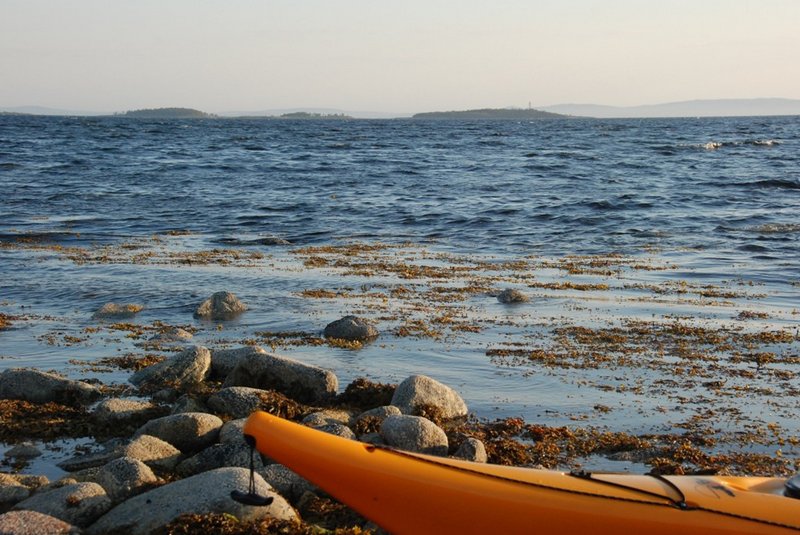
[
  {"left": 2, "top": 115, "right": 799, "bottom": 261},
  {"left": 1, "top": 115, "right": 799, "bottom": 459}
]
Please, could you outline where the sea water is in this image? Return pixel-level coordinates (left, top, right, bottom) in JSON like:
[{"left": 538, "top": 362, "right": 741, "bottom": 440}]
[{"left": 1, "top": 115, "right": 799, "bottom": 461}]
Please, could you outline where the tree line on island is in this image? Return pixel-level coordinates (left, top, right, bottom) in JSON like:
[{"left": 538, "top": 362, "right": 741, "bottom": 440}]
[
  {"left": 115, "top": 108, "right": 357, "bottom": 120},
  {"left": 112, "top": 107, "right": 568, "bottom": 120},
  {"left": 2, "top": 106, "right": 569, "bottom": 120}
]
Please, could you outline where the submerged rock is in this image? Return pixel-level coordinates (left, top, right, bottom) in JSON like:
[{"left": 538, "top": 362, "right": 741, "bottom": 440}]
[
  {"left": 0, "top": 368, "right": 101, "bottom": 406},
  {"left": 391, "top": 374, "right": 468, "bottom": 420},
  {"left": 323, "top": 315, "right": 379, "bottom": 341},
  {"left": 147, "top": 327, "right": 193, "bottom": 344},
  {"left": 92, "top": 302, "right": 143, "bottom": 319},
  {"left": 223, "top": 350, "right": 338, "bottom": 403},
  {"left": 87, "top": 467, "right": 296, "bottom": 535},
  {"left": 193, "top": 291, "right": 247, "bottom": 320},
  {"left": 216, "top": 236, "right": 291, "bottom": 246},
  {"left": 3, "top": 443, "right": 41, "bottom": 460},
  {"left": 496, "top": 288, "right": 529, "bottom": 304}
]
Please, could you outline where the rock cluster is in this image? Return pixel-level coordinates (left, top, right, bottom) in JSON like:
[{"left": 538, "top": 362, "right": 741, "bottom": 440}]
[{"left": 0, "top": 331, "right": 483, "bottom": 533}]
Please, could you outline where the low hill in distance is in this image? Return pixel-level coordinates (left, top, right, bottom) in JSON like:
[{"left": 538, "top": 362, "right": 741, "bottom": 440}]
[
  {"left": 541, "top": 98, "right": 800, "bottom": 118},
  {"left": 413, "top": 107, "right": 567, "bottom": 120},
  {"left": 116, "top": 107, "right": 216, "bottom": 119},
  {"left": 277, "top": 111, "right": 353, "bottom": 120}
]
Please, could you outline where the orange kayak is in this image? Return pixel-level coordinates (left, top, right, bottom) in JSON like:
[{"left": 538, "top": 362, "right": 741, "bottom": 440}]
[{"left": 243, "top": 411, "right": 800, "bottom": 534}]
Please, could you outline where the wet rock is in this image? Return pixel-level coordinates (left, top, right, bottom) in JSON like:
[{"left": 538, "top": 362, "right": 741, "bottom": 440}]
[
  {"left": 497, "top": 288, "right": 529, "bottom": 304},
  {"left": 0, "top": 475, "right": 48, "bottom": 492},
  {"left": 92, "top": 398, "right": 162, "bottom": 427},
  {"left": 176, "top": 442, "right": 262, "bottom": 477},
  {"left": 0, "top": 368, "right": 101, "bottom": 406},
  {"left": 356, "top": 405, "right": 401, "bottom": 423},
  {"left": 453, "top": 437, "right": 488, "bottom": 463},
  {"left": 3, "top": 443, "right": 41, "bottom": 460},
  {"left": 219, "top": 419, "right": 247, "bottom": 445},
  {"left": 207, "top": 386, "right": 270, "bottom": 419},
  {"left": 87, "top": 467, "right": 296, "bottom": 535},
  {"left": 53, "top": 467, "right": 101, "bottom": 486},
  {"left": 95, "top": 457, "right": 157, "bottom": 503},
  {"left": 57, "top": 444, "right": 123, "bottom": 473},
  {"left": 313, "top": 423, "right": 356, "bottom": 440},
  {"left": 0, "top": 475, "right": 30, "bottom": 510},
  {"left": 209, "top": 346, "right": 268, "bottom": 380},
  {"left": 151, "top": 388, "right": 180, "bottom": 404},
  {"left": 391, "top": 375, "right": 468, "bottom": 420},
  {"left": 354, "top": 406, "right": 402, "bottom": 434},
  {"left": 0, "top": 510, "right": 77, "bottom": 535},
  {"left": 147, "top": 327, "right": 193, "bottom": 344},
  {"left": 193, "top": 291, "right": 247, "bottom": 320},
  {"left": 119, "top": 435, "right": 182, "bottom": 472},
  {"left": 129, "top": 345, "right": 210, "bottom": 391},
  {"left": 13, "top": 482, "right": 111, "bottom": 528},
  {"left": 323, "top": 315, "right": 378, "bottom": 341},
  {"left": 358, "top": 432, "right": 386, "bottom": 446},
  {"left": 223, "top": 350, "right": 338, "bottom": 403},
  {"left": 302, "top": 409, "right": 354, "bottom": 428},
  {"left": 380, "top": 415, "right": 448, "bottom": 456},
  {"left": 134, "top": 412, "right": 222, "bottom": 454},
  {"left": 170, "top": 394, "right": 208, "bottom": 415},
  {"left": 259, "top": 464, "right": 317, "bottom": 504},
  {"left": 92, "top": 302, "right": 143, "bottom": 320},
  {"left": 606, "top": 447, "right": 662, "bottom": 463},
  {"left": 216, "top": 236, "right": 291, "bottom": 246}
]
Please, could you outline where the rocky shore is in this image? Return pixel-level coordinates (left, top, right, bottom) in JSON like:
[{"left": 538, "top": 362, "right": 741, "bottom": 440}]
[
  {"left": 0, "top": 293, "right": 487, "bottom": 533},
  {"left": 1, "top": 246, "right": 798, "bottom": 534}
]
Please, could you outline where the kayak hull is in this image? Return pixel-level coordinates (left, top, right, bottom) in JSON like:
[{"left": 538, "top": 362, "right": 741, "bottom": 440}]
[{"left": 243, "top": 411, "right": 800, "bottom": 534}]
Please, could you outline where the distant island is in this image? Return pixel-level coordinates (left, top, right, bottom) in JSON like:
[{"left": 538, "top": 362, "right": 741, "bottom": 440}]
[
  {"left": 277, "top": 112, "right": 353, "bottom": 120},
  {"left": 116, "top": 107, "right": 217, "bottom": 119},
  {"left": 412, "top": 107, "right": 566, "bottom": 120}
]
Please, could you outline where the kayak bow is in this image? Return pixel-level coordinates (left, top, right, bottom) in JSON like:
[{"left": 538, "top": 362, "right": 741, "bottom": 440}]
[{"left": 244, "top": 411, "right": 800, "bottom": 534}]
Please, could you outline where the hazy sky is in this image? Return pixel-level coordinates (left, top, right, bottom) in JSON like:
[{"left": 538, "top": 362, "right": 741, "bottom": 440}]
[{"left": 2, "top": 0, "right": 799, "bottom": 113}]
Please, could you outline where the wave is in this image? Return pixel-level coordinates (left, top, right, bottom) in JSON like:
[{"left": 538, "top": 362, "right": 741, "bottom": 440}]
[
  {"left": 748, "top": 223, "right": 800, "bottom": 234},
  {"left": 752, "top": 179, "right": 800, "bottom": 190},
  {"left": 697, "top": 139, "right": 781, "bottom": 151}
]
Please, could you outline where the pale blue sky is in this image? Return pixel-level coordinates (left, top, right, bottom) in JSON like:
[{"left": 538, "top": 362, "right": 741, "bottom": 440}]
[{"left": 1, "top": 0, "right": 798, "bottom": 113}]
